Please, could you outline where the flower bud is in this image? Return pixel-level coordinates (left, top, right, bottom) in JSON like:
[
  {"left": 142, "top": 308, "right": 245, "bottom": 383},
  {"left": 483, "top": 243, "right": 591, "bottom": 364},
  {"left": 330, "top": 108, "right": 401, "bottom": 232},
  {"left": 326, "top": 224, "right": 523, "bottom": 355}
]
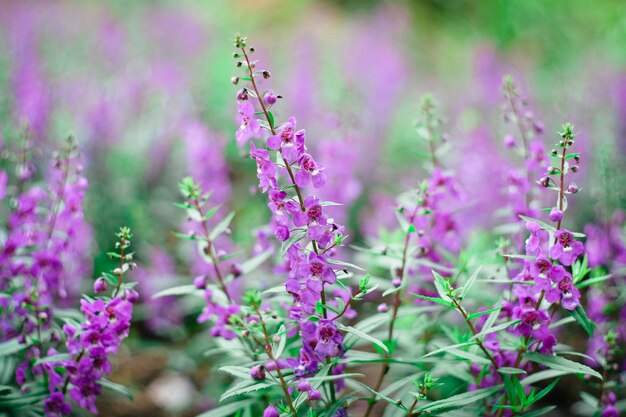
[
  {"left": 250, "top": 365, "right": 265, "bottom": 380},
  {"left": 194, "top": 275, "right": 206, "bottom": 289},
  {"left": 308, "top": 388, "right": 322, "bottom": 401},
  {"left": 264, "top": 91, "right": 277, "bottom": 105},
  {"left": 262, "top": 70, "right": 271, "bottom": 79},
  {"left": 94, "top": 277, "right": 107, "bottom": 293},
  {"left": 549, "top": 207, "right": 563, "bottom": 223},
  {"left": 230, "top": 263, "right": 243, "bottom": 278},
  {"left": 125, "top": 289, "right": 139, "bottom": 303},
  {"left": 377, "top": 303, "right": 388, "bottom": 313},
  {"left": 231, "top": 76, "right": 239, "bottom": 85},
  {"left": 265, "top": 360, "right": 278, "bottom": 371},
  {"left": 503, "top": 135, "right": 516, "bottom": 149},
  {"left": 567, "top": 183, "right": 579, "bottom": 194},
  {"left": 571, "top": 165, "right": 578, "bottom": 173},
  {"left": 237, "top": 89, "right": 248, "bottom": 101},
  {"left": 263, "top": 405, "right": 279, "bottom": 417},
  {"left": 297, "top": 379, "right": 311, "bottom": 392},
  {"left": 539, "top": 177, "right": 550, "bottom": 187},
  {"left": 392, "top": 277, "right": 402, "bottom": 288}
]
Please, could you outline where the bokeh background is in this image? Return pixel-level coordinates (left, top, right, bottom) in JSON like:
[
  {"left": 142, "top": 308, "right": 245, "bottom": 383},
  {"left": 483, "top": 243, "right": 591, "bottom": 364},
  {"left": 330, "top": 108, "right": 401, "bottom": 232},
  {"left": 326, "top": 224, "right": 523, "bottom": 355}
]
[{"left": 1, "top": 0, "right": 625, "bottom": 415}]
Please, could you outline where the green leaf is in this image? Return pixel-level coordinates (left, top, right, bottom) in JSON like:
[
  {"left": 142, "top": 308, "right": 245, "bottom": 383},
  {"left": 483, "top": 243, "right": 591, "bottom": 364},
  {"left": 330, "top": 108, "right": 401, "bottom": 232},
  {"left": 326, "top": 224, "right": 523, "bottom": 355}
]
[
  {"left": 172, "top": 231, "right": 197, "bottom": 241},
  {"left": 497, "top": 367, "right": 527, "bottom": 375},
  {"left": 338, "top": 323, "right": 388, "bottom": 354},
  {"left": 218, "top": 366, "right": 254, "bottom": 380},
  {"left": 577, "top": 274, "right": 612, "bottom": 289},
  {"left": 327, "top": 258, "right": 365, "bottom": 271},
  {"left": 471, "top": 320, "right": 521, "bottom": 341},
  {"left": 34, "top": 353, "right": 70, "bottom": 366},
  {"left": 196, "top": 399, "right": 255, "bottom": 417},
  {"left": 394, "top": 210, "right": 413, "bottom": 235},
  {"left": 519, "top": 406, "right": 557, "bottom": 417},
  {"left": 422, "top": 341, "right": 478, "bottom": 358},
  {"left": 204, "top": 206, "right": 220, "bottom": 221},
  {"left": 460, "top": 266, "right": 482, "bottom": 299},
  {"left": 468, "top": 306, "right": 500, "bottom": 320},
  {"left": 273, "top": 325, "right": 287, "bottom": 359},
  {"left": 417, "top": 386, "right": 502, "bottom": 412},
  {"left": 240, "top": 249, "right": 272, "bottom": 276},
  {"left": 519, "top": 215, "right": 556, "bottom": 232},
  {"left": 432, "top": 271, "right": 451, "bottom": 299},
  {"left": 412, "top": 293, "right": 454, "bottom": 308},
  {"left": 352, "top": 381, "right": 407, "bottom": 411},
  {"left": 219, "top": 379, "right": 272, "bottom": 402},
  {"left": 102, "top": 272, "right": 119, "bottom": 286},
  {"left": 569, "top": 305, "right": 596, "bottom": 337},
  {"left": 528, "top": 377, "right": 560, "bottom": 406},
  {"left": 281, "top": 230, "right": 307, "bottom": 256},
  {"left": 209, "top": 212, "right": 235, "bottom": 241},
  {"left": 99, "top": 378, "right": 133, "bottom": 400},
  {"left": 0, "top": 387, "right": 47, "bottom": 407},
  {"left": 0, "top": 338, "right": 26, "bottom": 357},
  {"left": 153, "top": 285, "right": 199, "bottom": 299},
  {"left": 524, "top": 352, "right": 602, "bottom": 380},
  {"left": 267, "top": 110, "right": 275, "bottom": 129}
]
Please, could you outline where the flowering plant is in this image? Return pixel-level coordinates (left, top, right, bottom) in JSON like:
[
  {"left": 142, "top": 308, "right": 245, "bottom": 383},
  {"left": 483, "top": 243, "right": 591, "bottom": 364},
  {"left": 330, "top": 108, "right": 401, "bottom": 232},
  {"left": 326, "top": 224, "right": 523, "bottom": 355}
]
[
  {"left": 153, "top": 36, "right": 623, "bottom": 417},
  {"left": 0, "top": 134, "right": 138, "bottom": 416}
]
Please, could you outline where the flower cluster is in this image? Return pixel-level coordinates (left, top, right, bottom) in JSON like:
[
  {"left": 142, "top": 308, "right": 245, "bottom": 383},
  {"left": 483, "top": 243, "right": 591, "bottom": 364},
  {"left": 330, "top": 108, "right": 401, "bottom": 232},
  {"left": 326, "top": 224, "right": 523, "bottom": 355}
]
[
  {"left": 501, "top": 76, "right": 547, "bottom": 220},
  {"left": 232, "top": 35, "right": 355, "bottom": 409},
  {"left": 1, "top": 136, "right": 91, "bottom": 343},
  {"left": 43, "top": 227, "right": 138, "bottom": 416}
]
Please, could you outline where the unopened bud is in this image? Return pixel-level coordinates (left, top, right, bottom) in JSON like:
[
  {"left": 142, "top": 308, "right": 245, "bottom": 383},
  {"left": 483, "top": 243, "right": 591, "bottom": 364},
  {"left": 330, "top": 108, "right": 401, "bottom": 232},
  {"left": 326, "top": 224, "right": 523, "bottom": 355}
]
[
  {"left": 231, "top": 76, "right": 239, "bottom": 85},
  {"left": 262, "top": 70, "right": 270, "bottom": 79},
  {"left": 567, "top": 183, "right": 579, "bottom": 194},
  {"left": 237, "top": 89, "right": 248, "bottom": 101}
]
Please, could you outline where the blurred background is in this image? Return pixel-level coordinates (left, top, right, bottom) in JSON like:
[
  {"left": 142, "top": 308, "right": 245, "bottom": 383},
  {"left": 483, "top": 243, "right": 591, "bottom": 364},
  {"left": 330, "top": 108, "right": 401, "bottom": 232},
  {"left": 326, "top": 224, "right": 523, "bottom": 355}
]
[{"left": 1, "top": 0, "right": 625, "bottom": 415}]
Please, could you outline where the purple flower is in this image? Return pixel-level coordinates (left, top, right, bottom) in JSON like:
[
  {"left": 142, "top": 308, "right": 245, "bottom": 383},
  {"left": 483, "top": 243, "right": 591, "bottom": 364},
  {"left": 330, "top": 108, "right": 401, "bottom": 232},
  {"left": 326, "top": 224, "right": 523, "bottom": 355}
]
[
  {"left": 295, "top": 153, "right": 326, "bottom": 189},
  {"left": 236, "top": 101, "right": 262, "bottom": 146},
  {"left": 266, "top": 117, "right": 305, "bottom": 163},
  {"left": 250, "top": 142, "right": 278, "bottom": 192},
  {"left": 517, "top": 308, "right": 551, "bottom": 341},
  {"left": 43, "top": 392, "right": 72, "bottom": 417},
  {"left": 545, "top": 276, "right": 581, "bottom": 310},
  {"left": 525, "top": 222, "right": 548, "bottom": 255},
  {"left": 602, "top": 406, "right": 619, "bottom": 417},
  {"left": 299, "top": 253, "right": 336, "bottom": 293},
  {"left": 550, "top": 229, "right": 584, "bottom": 266},
  {"left": 314, "top": 320, "right": 343, "bottom": 358}
]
